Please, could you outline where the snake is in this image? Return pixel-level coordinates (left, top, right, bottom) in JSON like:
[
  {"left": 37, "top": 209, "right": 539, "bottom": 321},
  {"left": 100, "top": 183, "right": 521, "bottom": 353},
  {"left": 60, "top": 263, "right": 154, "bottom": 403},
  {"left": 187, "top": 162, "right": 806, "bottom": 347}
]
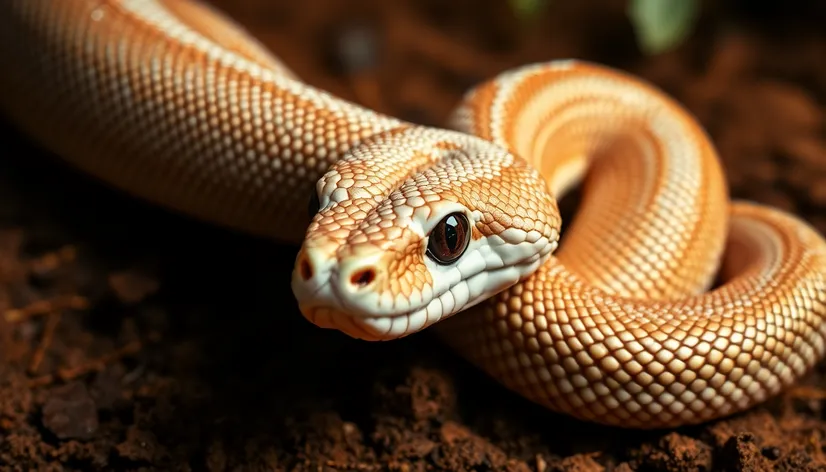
[{"left": 1, "top": 0, "right": 826, "bottom": 430}]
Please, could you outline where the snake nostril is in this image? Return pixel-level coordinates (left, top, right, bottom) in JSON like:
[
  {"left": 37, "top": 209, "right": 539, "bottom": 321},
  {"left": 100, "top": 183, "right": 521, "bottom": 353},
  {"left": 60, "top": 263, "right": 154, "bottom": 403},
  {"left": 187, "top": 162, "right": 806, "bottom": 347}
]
[
  {"left": 349, "top": 267, "right": 376, "bottom": 288},
  {"left": 299, "top": 256, "right": 313, "bottom": 281}
]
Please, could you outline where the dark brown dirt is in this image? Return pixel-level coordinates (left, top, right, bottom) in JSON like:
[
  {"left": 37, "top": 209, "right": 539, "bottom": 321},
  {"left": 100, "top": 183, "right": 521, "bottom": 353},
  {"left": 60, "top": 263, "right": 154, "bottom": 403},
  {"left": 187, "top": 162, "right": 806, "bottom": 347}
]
[{"left": 1, "top": 0, "right": 825, "bottom": 470}]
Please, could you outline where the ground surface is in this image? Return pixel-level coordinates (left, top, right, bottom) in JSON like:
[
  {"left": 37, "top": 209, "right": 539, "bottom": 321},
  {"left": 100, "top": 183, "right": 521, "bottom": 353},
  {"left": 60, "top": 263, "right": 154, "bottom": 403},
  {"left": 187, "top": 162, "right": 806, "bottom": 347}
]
[{"left": 1, "top": 0, "right": 826, "bottom": 470}]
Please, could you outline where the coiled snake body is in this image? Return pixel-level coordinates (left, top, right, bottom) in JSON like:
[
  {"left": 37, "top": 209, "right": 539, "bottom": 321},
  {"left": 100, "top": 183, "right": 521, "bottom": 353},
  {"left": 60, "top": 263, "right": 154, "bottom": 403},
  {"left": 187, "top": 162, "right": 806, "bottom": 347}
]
[{"left": 2, "top": 0, "right": 826, "bottom": 428}]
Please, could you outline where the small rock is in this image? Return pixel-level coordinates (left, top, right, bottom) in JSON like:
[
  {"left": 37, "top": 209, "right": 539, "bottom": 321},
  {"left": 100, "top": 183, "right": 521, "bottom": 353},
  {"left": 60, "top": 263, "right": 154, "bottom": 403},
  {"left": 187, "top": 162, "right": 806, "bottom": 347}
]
[
  {"left": 536, "top": 454, "right": 548, "bottom": 472},
  {"left": 108, "top": 270, "right": 159, "bottom": 304},
  {"left": 440, "top": 421, "right": 472, "bottom": 445},
  {"left": 41, "top": 382, "right": 98, "bottom": 440},
  {"left": 548, "top": 453, "right": 605, "bottom": 472},
  {"left": 636, "top": 432, "right": 713, "bottom": 472},
  {"left": 721, "top": 432, "right": 772, "bottom": 471},
  {"left": 612, "top": 463, "right": 635, "bottom": 472}
]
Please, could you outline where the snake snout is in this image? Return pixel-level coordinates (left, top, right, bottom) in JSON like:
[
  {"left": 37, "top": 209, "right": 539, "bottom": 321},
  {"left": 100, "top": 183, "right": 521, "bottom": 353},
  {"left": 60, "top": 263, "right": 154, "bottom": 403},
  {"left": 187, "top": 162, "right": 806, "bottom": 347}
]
[
  {"left": 292, "top": 242, "right": 391, "bottom": 319},
  {"left": 343, "top": 265, "right": 378, "bottom": 290},
  {"left": 332, "top": 251, "right": 384, "bottom": 298},
  {"left": 291, "top": 244, "right": 334, "bottom": 298}
]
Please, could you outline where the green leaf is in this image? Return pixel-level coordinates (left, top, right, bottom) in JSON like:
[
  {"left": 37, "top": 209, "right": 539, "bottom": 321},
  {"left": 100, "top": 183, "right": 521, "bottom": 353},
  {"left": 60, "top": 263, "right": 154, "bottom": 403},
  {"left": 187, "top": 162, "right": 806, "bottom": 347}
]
[
  {"left": 509, "top": 0, "right": 550, "bottom": 21},
  {"left": 627, "top": 0, "right": 700, "bottom": 55}
]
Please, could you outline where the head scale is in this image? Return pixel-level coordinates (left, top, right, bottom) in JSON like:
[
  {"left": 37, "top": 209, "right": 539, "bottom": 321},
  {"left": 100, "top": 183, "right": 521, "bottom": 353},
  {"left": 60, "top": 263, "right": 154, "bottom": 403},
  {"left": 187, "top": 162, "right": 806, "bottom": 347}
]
[{"left": 291, "top": 126, "right": 560, "bottom": 340}]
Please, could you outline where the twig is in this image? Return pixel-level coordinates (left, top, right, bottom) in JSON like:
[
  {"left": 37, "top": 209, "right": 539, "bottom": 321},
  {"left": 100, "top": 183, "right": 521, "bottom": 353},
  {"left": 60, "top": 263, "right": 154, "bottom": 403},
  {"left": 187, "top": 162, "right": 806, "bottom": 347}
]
[
  {"left": 27, "top": 340, "right": 143, "bottom": 387},
  {"left": 4, "top": 295, "right": 88, "bottom": 323},
  {"left": 27, "top": 311, "right": 62, "bottom": 374}
]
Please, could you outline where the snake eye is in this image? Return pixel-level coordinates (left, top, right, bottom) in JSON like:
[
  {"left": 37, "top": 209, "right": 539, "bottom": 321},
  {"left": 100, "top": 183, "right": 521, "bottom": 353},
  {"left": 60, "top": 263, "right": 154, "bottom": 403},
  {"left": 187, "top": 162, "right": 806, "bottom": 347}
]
[
  {"left": 426, "top": 212, "right": 470, "bottom": 265},
  {"left": 308, "top": 190, "right": 320, "bottom": 218}
]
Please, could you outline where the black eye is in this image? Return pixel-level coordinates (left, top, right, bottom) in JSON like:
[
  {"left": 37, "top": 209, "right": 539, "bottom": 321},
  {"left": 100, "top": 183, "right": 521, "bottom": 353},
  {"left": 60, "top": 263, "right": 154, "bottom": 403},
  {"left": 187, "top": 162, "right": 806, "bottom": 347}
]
[
  {"left": 308, "top": 191, "right": 320, "bottom": 218},
  {"left": 427, "top": 212, "right": 470, "bottom": 265}
]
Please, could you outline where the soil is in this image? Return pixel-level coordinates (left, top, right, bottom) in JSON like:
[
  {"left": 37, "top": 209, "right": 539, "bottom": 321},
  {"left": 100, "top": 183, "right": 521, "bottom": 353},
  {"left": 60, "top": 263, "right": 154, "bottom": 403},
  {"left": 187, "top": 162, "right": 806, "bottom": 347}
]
[{"left": 1, "top": 0, "right": 826, "bottom": 470}]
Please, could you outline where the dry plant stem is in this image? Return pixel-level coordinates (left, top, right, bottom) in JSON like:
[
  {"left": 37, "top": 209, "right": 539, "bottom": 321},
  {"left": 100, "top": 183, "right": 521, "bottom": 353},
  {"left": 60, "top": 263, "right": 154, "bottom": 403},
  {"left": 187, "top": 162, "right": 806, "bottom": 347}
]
[
  {"left": 27, "top": 311, "right": 61, "bottom": 374},
  {"left": 5, "top": 295, "right": 88, "bottom": 323},
  {"left": 27, "top": 340, "right": 143, "bottom": 388}
]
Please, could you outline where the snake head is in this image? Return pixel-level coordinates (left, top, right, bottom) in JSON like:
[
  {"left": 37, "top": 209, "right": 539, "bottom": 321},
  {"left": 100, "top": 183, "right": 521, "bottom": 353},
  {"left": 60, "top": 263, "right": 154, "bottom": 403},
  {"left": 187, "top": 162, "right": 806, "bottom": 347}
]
[{"left": 291, "top": 127, "right": 560, "bottom": 341}]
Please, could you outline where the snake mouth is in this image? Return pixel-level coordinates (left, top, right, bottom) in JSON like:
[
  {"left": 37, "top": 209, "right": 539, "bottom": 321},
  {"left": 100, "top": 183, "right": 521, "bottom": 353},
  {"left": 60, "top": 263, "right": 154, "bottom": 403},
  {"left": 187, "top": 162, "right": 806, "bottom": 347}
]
[
  {"left": 304, "top": 301, "right": 448, "bottom": 341},
  {"left": 297, "top": 279, "right": 447, "bottom": 341},
  {"left": 299, "top": 249, "right": 552, "bottom": 340}
]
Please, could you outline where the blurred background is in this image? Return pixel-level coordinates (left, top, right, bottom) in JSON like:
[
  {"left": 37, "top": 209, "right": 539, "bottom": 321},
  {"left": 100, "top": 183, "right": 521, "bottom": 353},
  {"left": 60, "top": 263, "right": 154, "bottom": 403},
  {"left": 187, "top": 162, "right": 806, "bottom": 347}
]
[{"left": 0, "top": 0, "right": 825, "bottom": 470}]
